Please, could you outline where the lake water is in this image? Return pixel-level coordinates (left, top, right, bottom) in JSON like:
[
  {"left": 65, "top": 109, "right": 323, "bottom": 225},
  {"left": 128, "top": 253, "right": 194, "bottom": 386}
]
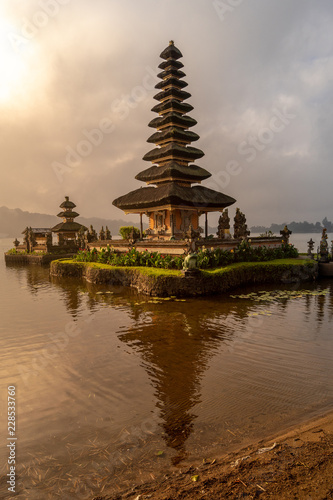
[
  {"left": 251, "top": 232, "right": 333, "bottom": 253},
  {"left": 1, "top": 237, "right": 333, "bottom": 499}
]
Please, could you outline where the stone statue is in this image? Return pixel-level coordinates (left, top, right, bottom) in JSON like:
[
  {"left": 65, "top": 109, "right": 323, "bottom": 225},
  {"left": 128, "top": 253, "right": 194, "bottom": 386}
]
[
  {"left": 217, "top": 209, "right": 230, "bottom": 239},
  {"left": 58, "top": 233, "right": 65, "bottom": 246},
  {"left": 23, "top": 227, "right": 30, "bottom": 252},
  {"left": 280, "top": 225, "right": 292, "bottom": 245},
  {"left": 88, "top": 225, "right": 97, "bottom": 242},
  {"left": 13, "top": 238, "right": 20, "bottom": 248},
  {"left": 184, "top": 224, "right": 200, "bottom": 252},
  {"left": 185, "top": 224, "right": 200, "bottom": 240},
  {"left": 182, "top": 252, "right": 199, "bottom": 276},
  {"left": 99, "top": 226, "right": 105, "bottom": 241},
  {"left": 307, "top": 238, "right": 315, "bottom": 258},
  {"left": 28, "top": 227, "right": 36, "bottom": 251},
  {"left": 46, "top": 233, "right": 52, "bottom": 252},
  {"left": 233, "top": 208, "right": 250, "bottom": 239},
  {"left": 77, "top": 227, "right": 86, "bottom": 248},
  {"left": 319, "top": 228, "right": 329, "bottom": 263},
  {"left": 105, "top": 226, "right": 112, "bottom": 240}
]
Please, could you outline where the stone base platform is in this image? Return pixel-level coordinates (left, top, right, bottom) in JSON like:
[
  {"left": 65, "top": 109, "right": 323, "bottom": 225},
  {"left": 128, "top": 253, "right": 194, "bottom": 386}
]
[
  {"left": 318, "top": 262, "right": 333, "bottom": 277},
  {"left": 4, "top": 253, "right": 76, "bottom": 266},
  {"left": 50, "top": 259, "right": 318, "bottom": 297}
]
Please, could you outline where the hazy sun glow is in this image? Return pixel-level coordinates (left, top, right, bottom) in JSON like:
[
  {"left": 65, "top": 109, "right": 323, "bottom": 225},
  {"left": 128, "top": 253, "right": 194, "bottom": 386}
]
[{"left": 0, "top": 18, "right": 31, "bottom": 104}]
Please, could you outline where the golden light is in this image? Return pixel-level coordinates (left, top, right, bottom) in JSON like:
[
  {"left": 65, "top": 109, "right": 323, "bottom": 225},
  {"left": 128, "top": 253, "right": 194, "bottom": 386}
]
[{"left": 0, "top": 18, "right": 30, "bottom": 104}]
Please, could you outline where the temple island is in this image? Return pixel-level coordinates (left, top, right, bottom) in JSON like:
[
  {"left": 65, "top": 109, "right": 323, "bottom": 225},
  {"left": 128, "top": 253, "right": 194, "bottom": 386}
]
[
  {"left": 6, "top": 41, "right": 287, "bottom": 266},
  {"left": 7, "top": 41, "right": 324, "bottom": 289}
]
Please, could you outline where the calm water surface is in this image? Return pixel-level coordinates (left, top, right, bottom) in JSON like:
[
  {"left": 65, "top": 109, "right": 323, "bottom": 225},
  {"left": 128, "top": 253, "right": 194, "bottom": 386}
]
[{"left": 1, "top": 238, "right": 333, "bottom": 499}]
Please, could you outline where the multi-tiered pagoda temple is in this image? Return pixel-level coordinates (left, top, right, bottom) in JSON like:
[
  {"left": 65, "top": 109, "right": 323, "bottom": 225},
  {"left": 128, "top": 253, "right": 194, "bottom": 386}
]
[
  {"left": 51, "top": 196, "right": 87, "bottom": 243},
  {"left": 113, "top": 41, "right": 236, "bottom": 240}
]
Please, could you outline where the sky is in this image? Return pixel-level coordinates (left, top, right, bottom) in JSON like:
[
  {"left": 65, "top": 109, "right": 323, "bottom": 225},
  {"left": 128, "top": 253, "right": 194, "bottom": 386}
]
[{"left": 1, "top": 0, "right": 333, "bottom": 227}]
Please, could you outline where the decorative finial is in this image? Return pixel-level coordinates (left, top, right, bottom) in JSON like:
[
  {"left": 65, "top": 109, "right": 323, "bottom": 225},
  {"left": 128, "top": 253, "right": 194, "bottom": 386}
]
[
  {"left": 65, "top": 196, "right": 69, "bottom": 201},
  {"left": 169, "top": 40, "right": 174, "bottom": 46}
]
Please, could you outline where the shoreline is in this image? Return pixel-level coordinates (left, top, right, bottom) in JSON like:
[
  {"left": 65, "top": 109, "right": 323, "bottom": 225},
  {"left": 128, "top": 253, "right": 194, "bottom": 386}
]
[
  {"left": 93, "top": 409, "right": 333, "bottom": 499},
  {"left": 50, "top": 258, "right": 318, "bottom": 297}
]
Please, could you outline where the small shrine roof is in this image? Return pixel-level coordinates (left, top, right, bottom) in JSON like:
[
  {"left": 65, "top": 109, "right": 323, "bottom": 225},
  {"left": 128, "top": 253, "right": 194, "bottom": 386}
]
[
  {"left": 59, "top": 196, "right": 76, "bottom": 209},
  {"left": 51, "top": 221, "right": 87, "bottom": 233},
  {"left": 57, "top": 211, "right": 80, "bottom": 219},
  {"left": 21, "top": 228, "right": 52, "bottom": 234}
]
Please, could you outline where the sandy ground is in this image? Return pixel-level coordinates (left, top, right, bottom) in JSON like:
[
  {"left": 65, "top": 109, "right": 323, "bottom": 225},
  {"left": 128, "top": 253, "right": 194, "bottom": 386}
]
[{"left": 93, "top": 410, "right": 333, "bottom": 500}]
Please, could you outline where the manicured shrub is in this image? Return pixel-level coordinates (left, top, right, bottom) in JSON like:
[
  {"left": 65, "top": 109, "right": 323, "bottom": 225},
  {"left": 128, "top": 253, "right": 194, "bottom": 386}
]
[
  {"left": 119, "top": 226, "right": 141, "bottom": 240},
  {"left": 74, "top": 242, "right": 299, "bottom": 270}
]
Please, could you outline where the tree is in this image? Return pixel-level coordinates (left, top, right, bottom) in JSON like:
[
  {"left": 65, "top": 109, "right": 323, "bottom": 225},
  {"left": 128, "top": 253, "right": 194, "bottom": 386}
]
[
  {"left": 119, "top": 226, "right": 141, "bottom": 240},
  {"left": 322, "top": 217, "right": 333, "bottom": 232}
]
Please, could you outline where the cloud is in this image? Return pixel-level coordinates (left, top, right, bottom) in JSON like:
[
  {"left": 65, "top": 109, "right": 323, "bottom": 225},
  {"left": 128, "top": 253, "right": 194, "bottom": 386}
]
[{"left": 0, "top": 0, "right": 333, "bottom": 226}]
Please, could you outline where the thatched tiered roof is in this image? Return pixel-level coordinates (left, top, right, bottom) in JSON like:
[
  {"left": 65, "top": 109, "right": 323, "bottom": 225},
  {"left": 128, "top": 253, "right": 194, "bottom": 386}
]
[
  {"left": 51, "top": 196, "right": 87, "bottom": 233},
  {"left": 113, "top": 184, "right": 235, "bottom": 211},
  {"left": 113, "top": 41, "right": 236, "bottom": 213}
]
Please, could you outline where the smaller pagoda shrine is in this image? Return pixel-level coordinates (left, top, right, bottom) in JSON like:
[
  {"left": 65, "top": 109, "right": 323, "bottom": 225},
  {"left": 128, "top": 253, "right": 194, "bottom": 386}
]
[
  {"left": 113, "top": 41, "right": 236, "bottom": 240},
  {"left": 51, "top": 196, "right": 87, "bottom": 244}
]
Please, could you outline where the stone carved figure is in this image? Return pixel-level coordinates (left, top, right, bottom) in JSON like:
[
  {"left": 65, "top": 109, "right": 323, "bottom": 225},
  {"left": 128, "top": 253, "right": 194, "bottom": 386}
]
[
  {"left": 280, "top": 225, "right": 292, "bottom": 245},
  {"left": 87, "top": 225, "right": 97, "bottom": 242},
  {"left": 58, "top": 233, "right": 65, "bottom": 246},
  {"left": 23, "top": 227, "right": 30, "bottom": 252},
  {"left": 105, "top": 226, "right": 112, "bottom": 240},
  {"left": 182, "top": 252, "right": 199, "bottom": 276},
  {"left": 77, "top": 227, "right": 86, "bottom": 249},
  {"left": 13, "top": 238, "right": 20, "bottom": 248},
  {"left": 99, "top": 226, "right": 105, "bottom": 241},
  {"left": 185, "top": 224, "right": 200, "bottom": 240},
  {"left": 184, "top": 224, "right": 200, "bottom": 252},
  {"left": 319, "top": 228, "right": 329, "bottom": 263},
  {"left": 46, "top": 233, "right": 52, "bottom": 252},
  {"left": 307, "top": 238, "right": 315, "bottom": 258},
  {"left": 233, "top": 208, "right": 250, "bottom": 239},
  {"left": 217, "top": 209, "right": 230, "bottom": 239},
  {"left": 28, "top": 227, "right": 36, "bottom": 252}
]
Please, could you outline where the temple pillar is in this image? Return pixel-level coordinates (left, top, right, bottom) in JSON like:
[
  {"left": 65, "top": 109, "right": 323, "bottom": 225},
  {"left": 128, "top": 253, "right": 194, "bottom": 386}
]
[
  {"left": 205, "top": 212, "right": 208, "bottom": 238},
  {"left": 140, "top": 213, "right": 143, "bottom": 239},
  {"left": 170, "top": 212, "right": 175, "bottom": 237}
]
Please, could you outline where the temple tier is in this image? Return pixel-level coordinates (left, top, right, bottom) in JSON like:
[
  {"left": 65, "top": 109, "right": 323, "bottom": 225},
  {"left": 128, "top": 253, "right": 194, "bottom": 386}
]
[
  {"left": 113, "top": 41, "right": 236, "bottom": 239},
  {"left": 51, "top": 196, "right": 87, "bottom": 243}
]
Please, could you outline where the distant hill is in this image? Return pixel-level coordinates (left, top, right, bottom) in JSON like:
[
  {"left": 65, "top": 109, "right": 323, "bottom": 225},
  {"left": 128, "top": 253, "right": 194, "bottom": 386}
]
[
  {"left": 0, "top": 206, "right": 147, "bottom": 239},
  {"left": 251, "top": 218, "right": 333, "bottom": 234}
]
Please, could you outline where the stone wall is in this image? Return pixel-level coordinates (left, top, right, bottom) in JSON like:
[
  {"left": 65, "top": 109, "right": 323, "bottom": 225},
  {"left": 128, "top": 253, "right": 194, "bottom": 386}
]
[
  {"left": 50, "top": 259, "right": 318, "bottom": 297},
  {"left": 4, "top": 253, "right": 76, "bottom": 266},
  {"left": 90, "top": 236, "right": 284, "bottom": 255}
]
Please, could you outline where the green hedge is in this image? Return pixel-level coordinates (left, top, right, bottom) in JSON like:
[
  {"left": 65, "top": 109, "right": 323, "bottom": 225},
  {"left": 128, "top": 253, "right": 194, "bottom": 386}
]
[{"left": 75, "top": 241, "right": 298, "bottom": 270}]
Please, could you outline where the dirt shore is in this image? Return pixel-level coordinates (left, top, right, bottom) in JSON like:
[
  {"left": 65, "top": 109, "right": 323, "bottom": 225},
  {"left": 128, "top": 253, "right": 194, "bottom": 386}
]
[{"left": 93, "top": 411, "right": 333, "bottom": 500}]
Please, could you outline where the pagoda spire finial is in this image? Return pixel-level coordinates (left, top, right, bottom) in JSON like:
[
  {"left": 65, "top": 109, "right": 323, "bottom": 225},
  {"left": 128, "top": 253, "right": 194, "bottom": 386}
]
[{"left": 169, "top": 40, "right": 174, "bottom": 46}]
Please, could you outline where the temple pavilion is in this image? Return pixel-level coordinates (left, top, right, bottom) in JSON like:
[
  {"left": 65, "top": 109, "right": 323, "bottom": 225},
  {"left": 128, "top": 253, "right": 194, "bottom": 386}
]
[
  {"left": 113, "top": 41, "right": 236, "bottom": 239},
  {"left": 51, "top": 196, "right": 87, "bottom": 243}
]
